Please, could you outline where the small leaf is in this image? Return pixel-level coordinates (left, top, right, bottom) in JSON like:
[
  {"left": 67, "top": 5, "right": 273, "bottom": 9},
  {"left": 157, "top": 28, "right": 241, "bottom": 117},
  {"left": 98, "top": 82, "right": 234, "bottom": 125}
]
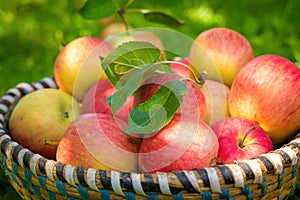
[
  {"left": 124, "top": 79, "right": 188, "bottom": 134},
  {"left": 155, "top": 64, "right": 174, "bottom": 74},
  {"left": 101, "top": 41, "right": 161, "bottom": 87},
  {"left": 107, "top": 63, "right": 168, "bottom": 116},
  {"left": 78, "top": 0, "right": 117, "bottom": 20},
  {"left": 293, "top": 50, "right": 300, "bottom": 67},
  {"left": 137, "top": 9, "right": 185, "bottom": 27}
]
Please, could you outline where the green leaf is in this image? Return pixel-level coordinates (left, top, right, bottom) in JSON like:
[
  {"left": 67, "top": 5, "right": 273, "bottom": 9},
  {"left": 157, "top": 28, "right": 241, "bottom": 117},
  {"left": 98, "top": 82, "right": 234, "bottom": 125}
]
[
  {"left": 124, "top": 79, "right": 187, "bottom": 134},
  {"left": 137, "top": 9, "right": 185, "bottom": 27},
  {"left": 107, "top": 63, "right": 168, "bottom": 116},
  {"left": 101, "top": 41, "right": 161, "bottom": 87},
  {"left": 155, "top": 64, "right": 174, "bottom": 74},
  {"left": 293, "top": 50, "right": 300, "bottom": 67},
  {"left": 78, "top": 0, "right": 117, "bottom": 20}
]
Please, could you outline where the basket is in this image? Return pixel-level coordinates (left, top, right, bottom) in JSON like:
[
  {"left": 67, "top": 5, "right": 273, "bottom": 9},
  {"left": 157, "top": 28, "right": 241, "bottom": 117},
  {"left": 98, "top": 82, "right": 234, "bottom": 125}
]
[{"left": 0, "top": 76, "right": 300, "bottom": 200}]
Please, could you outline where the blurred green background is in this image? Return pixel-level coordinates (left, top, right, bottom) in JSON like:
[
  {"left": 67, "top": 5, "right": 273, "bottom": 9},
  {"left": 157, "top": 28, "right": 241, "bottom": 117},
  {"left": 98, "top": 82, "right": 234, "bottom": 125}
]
[{"left": 0, "top": 0, "right": 299, "bottom": 199}]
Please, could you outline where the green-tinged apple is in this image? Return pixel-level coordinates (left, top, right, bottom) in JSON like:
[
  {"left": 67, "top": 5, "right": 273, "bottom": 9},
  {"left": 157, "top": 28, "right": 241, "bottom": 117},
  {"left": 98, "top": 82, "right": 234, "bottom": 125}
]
[
  {"left": 134, "top": 73, "right": 207, "bottom": 120},
  {"left": 189, "top": 27, "right": 254, "bottom": 87},
  {"left": 139, "top": 114, "right": 219, "bottom": 173},
  {"left": 211, "top": 116, "right": 274, "bottom": 164},
  {"left": 101, "top": 22, "right": 132, "bottom": 39},
  {"left": 81, "top": 78, "right": 134, "bottom": 122},
  {"left": 56, "top": 113, "right": 141, "bottom": 172},
  {"left": 105, "top": 29, "right": 166, "bottom": 60},
  {"left": 9, "top": 88, "right": 80, "bottom": 159},
  {"left": 201, "top": 80, "right": 230, "bottom": 125},
  {"left": 54, "top": 36, "right": 113, "bottom": 101},
  {"left": 170, "top": 57, "right": 193, "bottom": 78},
  {"left": 97, "top": 15, "right": 115, "bottom": 26},
  {"left": 229, "top": 54, "right": 300, "bottom": 144}
]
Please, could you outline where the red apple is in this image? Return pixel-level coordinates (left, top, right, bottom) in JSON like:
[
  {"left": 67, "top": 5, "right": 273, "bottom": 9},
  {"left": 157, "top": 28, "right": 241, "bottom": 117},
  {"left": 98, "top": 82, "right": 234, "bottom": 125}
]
[
  {"left": 201, "top": 80, "right": 230, "bottom": 125},
  {"left": 211, "top": 116, "right": 274, "bottom": 164},
  {"left": 189, "top": 27, "right": 254, "bottom": 87},
  {"left": 170, "top": 57, "right": 193, "bottom": 78},
  {"left": 81, "top": 78, "right": 134, "bottom": 122},
  {"left": 229, "top": 54, "right": 300, "bottom": 144},
  {"left": 54, "top": 36, "right": 113, "bottom": 101},
  {"left": 56, "top": 113, "right": 141, "bottom": 172},
  {"left": 139, "top": 114, "right": 219, "bottom": 172},
  {"left": 134, "top": 73, "right": 207, "bottom": 120}
]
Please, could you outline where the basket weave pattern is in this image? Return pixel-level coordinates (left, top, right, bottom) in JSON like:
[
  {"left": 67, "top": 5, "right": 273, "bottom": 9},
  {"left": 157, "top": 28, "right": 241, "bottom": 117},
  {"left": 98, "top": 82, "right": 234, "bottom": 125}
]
[{"left": 0, "top": 77, "right": 300, "bottom": 200}]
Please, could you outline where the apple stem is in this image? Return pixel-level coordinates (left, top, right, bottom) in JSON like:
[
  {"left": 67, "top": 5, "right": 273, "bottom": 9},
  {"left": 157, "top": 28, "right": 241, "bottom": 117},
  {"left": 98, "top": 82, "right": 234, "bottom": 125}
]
[
  {"left": 239, "top": 125, "right": 258, "bottom": 148},
  {"left": 44, "top": 140, "right": 59, "bottom": 146},
  {"left": 117, "top": 8, "right": 129, "bottom": 32},
  {"left": 156, "top": 60, "right": 206, "bottom": 86},
  {"left": 127, "top": 136, "right": 141, "bottom": 145},
  {"left": 62, "top": 111, "right": 69, "bottom": 119},
  {"left": 112, "top": 0, "right": 131, "bottom": 33},
  {"left": 198, "top": 71, "right": 207, "bottom": 86},
  {"left": 61, "top": 41, "right": 67, "bottom": 47}
]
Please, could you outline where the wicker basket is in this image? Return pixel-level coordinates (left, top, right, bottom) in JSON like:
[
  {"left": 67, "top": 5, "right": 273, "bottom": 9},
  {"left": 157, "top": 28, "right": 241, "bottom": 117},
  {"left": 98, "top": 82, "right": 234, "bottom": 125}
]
[{"left": 0, "top": 76, "right": 299, "bottom": 200}]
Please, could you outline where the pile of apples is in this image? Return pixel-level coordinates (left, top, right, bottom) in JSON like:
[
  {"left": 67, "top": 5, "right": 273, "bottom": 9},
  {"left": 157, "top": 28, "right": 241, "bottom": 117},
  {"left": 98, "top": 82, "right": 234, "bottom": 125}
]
[{"left": 8, "top": 25, "right": 300, "bottom": 174}]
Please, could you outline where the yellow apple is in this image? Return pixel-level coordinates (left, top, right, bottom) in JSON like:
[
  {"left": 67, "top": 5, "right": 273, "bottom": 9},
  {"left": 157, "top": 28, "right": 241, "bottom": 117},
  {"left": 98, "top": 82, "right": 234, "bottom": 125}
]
[
  {"left": 54, "top": 36, "right": 113, "bottom": 101},
  {"left": 8, "top": 88, "right": 80, "bottom": 159},
  {"left": 201, "top": 80, "right": 230, "bottom": 125},
  {"left": 101, "top": 22, "right": 132, "bottom": 39},
  {"left": 105, "top": 29, "right": 166, "bottom": 60},
  {"left": 189, "top": 27, "right": 254, "bottom": 87}
]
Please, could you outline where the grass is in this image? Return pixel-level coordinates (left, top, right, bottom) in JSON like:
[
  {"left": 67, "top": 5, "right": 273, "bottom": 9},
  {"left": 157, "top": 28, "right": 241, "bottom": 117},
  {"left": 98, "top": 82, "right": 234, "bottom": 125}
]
[{"left": 0, "top": 0, "right": 299, "bottom": 199}]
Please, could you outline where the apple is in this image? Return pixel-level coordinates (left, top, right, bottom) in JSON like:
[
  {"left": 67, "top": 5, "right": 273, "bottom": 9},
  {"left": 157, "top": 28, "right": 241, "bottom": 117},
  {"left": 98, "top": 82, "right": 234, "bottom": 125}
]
[
  {"left": 229, "top": 54, "right": 300, "bottom": 144},
  {"left": 134, "top": 73, "right": 207, "bottom": 120},
  {"left": 139, "top": 114, "right": 219, "bottom": 173},
  {"left": 211, "top": 116, "right": 274, "bottom": 164},
  {"left": 101, "top": 22, "right": 132, "bottom": 39},
  {"left": 105, "top": 29, "right": 166, "bottom": 60},
  {"left": 8, "top": 88, "right": 80, "bottom": 159},
  {"left": 201, "top": 80, "right": 230, "bottom": 125},
  {"left": 170, "top": 57, "right": 193, "bottom": 78},
  {"left": 56, "top": 113, "right": 141, "bottom": 172},
  {"left": 81, "top": 78, "right": 134, "bottom": 122},
  {"left": 189, "top": 27, "right": 254, "bottom": 87},
  {"left": 54, "top": 36, "right": 114, "bottom": 101},
  {"left": 97, "top": 15, "right": 115, "bottom": 26}
]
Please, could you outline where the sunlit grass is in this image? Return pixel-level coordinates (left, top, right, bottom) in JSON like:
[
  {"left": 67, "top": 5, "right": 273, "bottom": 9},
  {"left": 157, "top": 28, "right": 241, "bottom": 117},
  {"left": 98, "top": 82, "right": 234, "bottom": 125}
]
[{"left": 186, "top": 5, "right": 225, "bottom": 26}]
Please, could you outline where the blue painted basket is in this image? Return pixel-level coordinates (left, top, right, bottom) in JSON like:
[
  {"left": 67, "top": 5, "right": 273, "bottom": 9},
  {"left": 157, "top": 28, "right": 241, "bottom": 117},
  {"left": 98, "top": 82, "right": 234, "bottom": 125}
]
[{"left": 0, "top": 76, "right": 299, "bottom": 199}]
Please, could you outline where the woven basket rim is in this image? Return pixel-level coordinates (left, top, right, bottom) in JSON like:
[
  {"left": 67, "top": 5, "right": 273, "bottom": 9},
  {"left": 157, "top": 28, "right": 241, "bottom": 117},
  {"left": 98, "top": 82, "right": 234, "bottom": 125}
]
[{"left": 0, "top": 76, "right": 299, "bottom": 199}]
